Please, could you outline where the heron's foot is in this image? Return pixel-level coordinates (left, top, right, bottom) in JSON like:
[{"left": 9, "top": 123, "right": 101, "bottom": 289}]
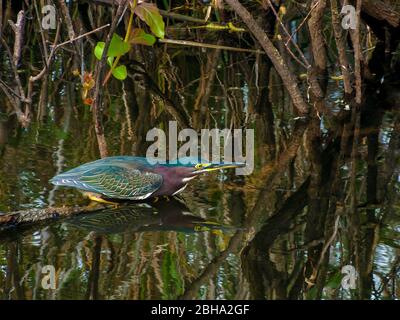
[{"left": 152, "top": 196, "right": 170, "bottom": 203}]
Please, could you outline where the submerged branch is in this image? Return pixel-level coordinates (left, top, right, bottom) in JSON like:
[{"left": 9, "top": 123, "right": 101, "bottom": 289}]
[{"left": 0, "top": 205, "right": 106, "bottom": 230}]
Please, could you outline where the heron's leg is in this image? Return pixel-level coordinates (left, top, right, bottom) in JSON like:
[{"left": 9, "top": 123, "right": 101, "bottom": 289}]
[{"left": 84, "top": 192, "right": 119, "bottom": 205}]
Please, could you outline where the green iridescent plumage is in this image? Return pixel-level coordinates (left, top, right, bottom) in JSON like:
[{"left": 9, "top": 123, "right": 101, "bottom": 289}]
[
  {"left": 50, "top": 157, "right": 163, "bottom": 200},
  {"left": 77, "top": 165, "right": 162, "bottom": 199}
]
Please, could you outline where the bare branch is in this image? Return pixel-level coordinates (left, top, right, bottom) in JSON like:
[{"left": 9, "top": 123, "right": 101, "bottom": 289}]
[{"left": 8, "top": 10, "right": 24, "bottom": 67}]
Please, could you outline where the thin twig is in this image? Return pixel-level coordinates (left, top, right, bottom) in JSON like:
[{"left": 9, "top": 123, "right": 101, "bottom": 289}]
[
  {"left": 285, "top": 1, "right": 320, "bottom": 46},
  {"left": 52, "top": 23, "right": 110, "bottom": 50},
  {"left": 0, "top": 81, "right": 21, "bottom": 113},
  {"left": 159, "top": 38, "right": 265, "bottom": 54},
  {"left": 266, "top": 0, "right": 310, "bottom": 69},
  {"left": 34, "top": 0, "right": 49, "bottom": 64},
  {"left": 317, "top": 214, "right": 341, "bottom": 270},
  {"left": 0, "top": 78, "right": 25, "bottom": 101},
  {"left": 159, "top": 9, "right": 207, "bottom": 24}
]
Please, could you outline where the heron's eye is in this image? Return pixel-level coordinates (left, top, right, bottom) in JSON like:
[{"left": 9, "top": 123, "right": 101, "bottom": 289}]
[{"left": 195, "top": 164, "right": 204, "bottom": 170}]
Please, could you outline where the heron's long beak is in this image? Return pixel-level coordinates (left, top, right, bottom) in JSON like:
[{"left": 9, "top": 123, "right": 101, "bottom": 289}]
[{"left": 195, "top": 162, "right": 246, "bottom": 174}]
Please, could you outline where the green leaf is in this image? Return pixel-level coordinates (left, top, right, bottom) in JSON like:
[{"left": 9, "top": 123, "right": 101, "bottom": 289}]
[
  {"left": 94, "top": 42, "right": 105, "bottom": 60},
  {"left": 112, "top": 65, "right": 127, "bottom": 80},
  {"left": 107, "top": 56, "right": 114, "bottom": 67},
  {"left": 130, "top": 28, "right": 156, "bottom": 46},
  {"left": 134, "top": 3, "right": 165, "bottom": 39},
  {"left": 94, "top": 35, "right": 130, "bottom": 60},
  {"left": 108, "top": 34, "right": 131, "bottom": 57}
]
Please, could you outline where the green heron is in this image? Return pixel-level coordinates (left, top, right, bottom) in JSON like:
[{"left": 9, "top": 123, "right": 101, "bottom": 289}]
[{"left": 50, "top": 156, "right": 245, "bottom": 203}]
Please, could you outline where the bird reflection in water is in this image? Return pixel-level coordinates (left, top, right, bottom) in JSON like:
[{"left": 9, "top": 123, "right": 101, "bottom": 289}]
[{"left": 65, "top": 198, "right": 239, "bottom": 236}]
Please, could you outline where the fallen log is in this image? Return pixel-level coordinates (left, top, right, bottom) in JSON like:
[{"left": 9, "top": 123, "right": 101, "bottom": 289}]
[{"left": 0, "top": 205, "right": 106, "bottom": 230}]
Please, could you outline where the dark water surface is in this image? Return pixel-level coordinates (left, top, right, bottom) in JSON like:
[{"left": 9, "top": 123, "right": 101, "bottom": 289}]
[{"left": 0, "top": 45, "right": 399, "bottom": 300}]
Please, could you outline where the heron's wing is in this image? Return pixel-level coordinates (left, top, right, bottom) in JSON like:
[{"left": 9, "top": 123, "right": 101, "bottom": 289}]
[{"left": 53, "top": 165, "right": 163, "bottom": 200}]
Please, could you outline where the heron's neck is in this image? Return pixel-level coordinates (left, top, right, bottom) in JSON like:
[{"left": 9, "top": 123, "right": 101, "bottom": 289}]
[{"left": 153, "top": 166, "right": 196, "bottom": 186}]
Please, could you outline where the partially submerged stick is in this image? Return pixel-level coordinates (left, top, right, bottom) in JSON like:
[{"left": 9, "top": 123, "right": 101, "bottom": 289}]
[{"left": 0, "top": 205, "right": 106, "bottom": 229}]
